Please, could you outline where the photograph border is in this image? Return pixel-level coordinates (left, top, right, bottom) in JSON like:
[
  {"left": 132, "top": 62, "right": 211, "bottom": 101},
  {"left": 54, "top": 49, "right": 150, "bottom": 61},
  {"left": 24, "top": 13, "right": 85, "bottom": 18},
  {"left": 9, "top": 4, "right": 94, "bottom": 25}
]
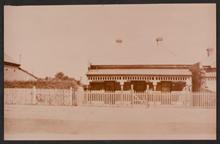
[{"left": 0, "top": 0, "right": 218, "bottom": 144}]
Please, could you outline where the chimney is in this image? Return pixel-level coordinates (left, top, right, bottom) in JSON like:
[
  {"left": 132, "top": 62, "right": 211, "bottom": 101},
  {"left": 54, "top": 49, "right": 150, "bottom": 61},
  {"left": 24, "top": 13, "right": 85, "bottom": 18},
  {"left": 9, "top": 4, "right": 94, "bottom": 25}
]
[{"left": 206, "top": 48, "right": 214, "bottom": 57}]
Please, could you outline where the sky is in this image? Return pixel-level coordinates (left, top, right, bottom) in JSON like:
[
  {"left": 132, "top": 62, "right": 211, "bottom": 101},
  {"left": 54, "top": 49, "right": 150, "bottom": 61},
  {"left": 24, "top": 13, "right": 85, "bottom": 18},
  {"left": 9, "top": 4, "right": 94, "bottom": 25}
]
[{"left": 4, "top": 4, "right": 216, "bottom": 83}]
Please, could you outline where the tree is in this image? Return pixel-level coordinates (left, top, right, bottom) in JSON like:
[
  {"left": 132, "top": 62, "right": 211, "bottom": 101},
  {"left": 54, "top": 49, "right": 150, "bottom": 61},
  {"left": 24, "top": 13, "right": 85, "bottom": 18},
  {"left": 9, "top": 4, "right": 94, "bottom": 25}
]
[
  {"left": 54, "top": 72, "right": 76, "bottom": 81},
  {"left": 190, "top": 62, "right": 202, "bottom": 91},
  {"left": 54, "top": 72, "right": 65, "bottom": 80},
  {"left": 63, "top": 76, "right": 69, "bottom": 80}
]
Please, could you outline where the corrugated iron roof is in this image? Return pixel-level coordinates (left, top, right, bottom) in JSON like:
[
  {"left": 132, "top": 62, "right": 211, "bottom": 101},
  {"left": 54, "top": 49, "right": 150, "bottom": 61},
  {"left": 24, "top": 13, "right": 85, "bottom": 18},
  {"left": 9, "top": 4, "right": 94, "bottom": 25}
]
[
  {"left": 87, "top": 69, "right": 192, "bottom": 76},
  {"left": 89, "top": 64, "right": 192, "bottom": 70}
]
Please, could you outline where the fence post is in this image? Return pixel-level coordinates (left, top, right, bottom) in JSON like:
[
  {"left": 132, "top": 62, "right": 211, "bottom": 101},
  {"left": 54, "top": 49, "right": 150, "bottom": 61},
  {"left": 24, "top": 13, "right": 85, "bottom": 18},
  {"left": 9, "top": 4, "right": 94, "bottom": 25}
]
[
  {"left": 84, "top": 89, "right": 87, "bottom": 105},
  {"left": 182, "top": 88, "right": 187, "bottom": 107},
  {"left": 76, "top": 86, "right": 84, "bottom": 106},
  {"left": 84, "top": 85, "right": 88, "bottom": 105},
  {"left": 32, "top": 86, "right": 37, "bottom": 105},
  {"left": 185, "top": 90, "right": 192, "bottom": 108},
  {"left": 131, "top": 84, "right": 134, "bottom": 106},
  {"left": 145, "top": 85, "right": 149, "bottom": 108},
  {"left": 189, "top": 91, "right": 193, "bottom": 107},
  {"left": 120, "top": 83, "right": 124, "bottom": 106},
  {"left": 69, "top": 87, "right": 73, "bottom": 106}
]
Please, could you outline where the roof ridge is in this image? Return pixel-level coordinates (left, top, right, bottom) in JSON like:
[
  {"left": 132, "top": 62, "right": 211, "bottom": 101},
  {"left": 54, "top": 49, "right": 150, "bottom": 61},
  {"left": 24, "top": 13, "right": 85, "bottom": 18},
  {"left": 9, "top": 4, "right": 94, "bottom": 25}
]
[{"left": 19, "top": 67, "right": 38, "bottom": 80}]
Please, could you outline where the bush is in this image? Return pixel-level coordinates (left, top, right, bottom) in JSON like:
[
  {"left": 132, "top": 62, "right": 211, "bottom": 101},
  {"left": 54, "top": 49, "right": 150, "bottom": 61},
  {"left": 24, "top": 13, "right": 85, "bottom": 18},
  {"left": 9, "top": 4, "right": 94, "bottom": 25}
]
[{"left": 4, "top": 80, "right": 79, "bottom": 89}]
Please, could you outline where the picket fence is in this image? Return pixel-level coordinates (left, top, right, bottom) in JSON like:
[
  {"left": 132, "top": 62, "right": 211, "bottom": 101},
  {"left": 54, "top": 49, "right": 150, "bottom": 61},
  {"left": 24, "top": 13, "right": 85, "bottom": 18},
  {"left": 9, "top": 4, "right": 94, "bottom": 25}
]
[
  {"left": 4, "top": 88, "right": 78, "bottom": 106},
  {"left": 4, "top": 88, "right": 216, "bottom": 108},
  {"left": 84, "top": 90, "right": 216, "bottom": 108}
]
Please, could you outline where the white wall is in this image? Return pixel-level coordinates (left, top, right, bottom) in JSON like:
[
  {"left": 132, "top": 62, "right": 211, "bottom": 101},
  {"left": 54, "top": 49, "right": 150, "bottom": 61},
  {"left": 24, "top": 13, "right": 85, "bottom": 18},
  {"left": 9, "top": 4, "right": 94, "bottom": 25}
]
[
  {"left": 203, "top": 77, "right": 216, "bottom": 92},
  {"left": 4, "top": 65, "right": 37, "bottom": 81}
]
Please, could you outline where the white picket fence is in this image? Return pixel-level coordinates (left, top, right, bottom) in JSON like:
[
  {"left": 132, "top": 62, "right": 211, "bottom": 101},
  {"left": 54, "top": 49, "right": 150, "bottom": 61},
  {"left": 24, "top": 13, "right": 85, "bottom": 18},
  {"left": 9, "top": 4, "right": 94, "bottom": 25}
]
[
  {"left": 4, "top": 88, "right": 216, "bottom": 108},
  {"left": 84, "top": 91, "right": 216, "bottom": 108},
  {"left": 4, "top": 88, "right": 78, "bottom": 106},
  {"left": 192, "top": 92, "right": 216, "bottom": 108},
  {"left": 4, "top": 88, "right": 33, "bottom": 105}
]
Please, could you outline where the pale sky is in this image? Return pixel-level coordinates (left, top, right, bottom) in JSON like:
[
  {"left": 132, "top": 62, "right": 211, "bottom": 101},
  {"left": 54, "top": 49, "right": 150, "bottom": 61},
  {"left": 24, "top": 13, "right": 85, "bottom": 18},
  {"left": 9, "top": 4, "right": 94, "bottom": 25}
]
[{"left": 4, "top": 4, "right": 216, "bottom": 83}]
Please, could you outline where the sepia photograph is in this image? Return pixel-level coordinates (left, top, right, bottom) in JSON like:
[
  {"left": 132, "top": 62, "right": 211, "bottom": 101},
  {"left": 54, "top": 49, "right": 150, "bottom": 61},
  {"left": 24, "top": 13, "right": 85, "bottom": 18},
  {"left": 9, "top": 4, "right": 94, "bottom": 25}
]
[{"left": 4, "top": 3, "right": 216, "bottom": 140}]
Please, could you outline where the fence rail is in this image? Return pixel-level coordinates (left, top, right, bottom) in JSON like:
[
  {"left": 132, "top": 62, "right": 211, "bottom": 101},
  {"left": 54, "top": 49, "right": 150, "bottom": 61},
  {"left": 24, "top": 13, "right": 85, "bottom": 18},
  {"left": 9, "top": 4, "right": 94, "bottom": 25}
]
[{"left": 4, "top": 88, "right": 216, "bottom": 109}]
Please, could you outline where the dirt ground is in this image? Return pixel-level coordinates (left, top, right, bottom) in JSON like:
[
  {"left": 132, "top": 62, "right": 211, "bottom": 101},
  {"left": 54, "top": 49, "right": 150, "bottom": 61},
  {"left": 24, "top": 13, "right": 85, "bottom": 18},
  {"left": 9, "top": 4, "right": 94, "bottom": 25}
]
[{"left": 4, "top": 105, "right": 216, "bottom": 140}]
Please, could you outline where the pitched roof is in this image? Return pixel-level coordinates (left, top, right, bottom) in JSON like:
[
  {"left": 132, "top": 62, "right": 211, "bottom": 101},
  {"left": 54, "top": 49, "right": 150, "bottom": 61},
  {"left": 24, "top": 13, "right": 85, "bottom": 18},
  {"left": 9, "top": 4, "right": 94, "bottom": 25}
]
[
  {"left": 87, "top": 69, "right": 192, "bottom": 76},
  {"left": 4, "top": 53, "right": 20, "bottom": 66},
  {"left": 19, "top": 67, "right": 38, "bottom": 80},
  {"left": 4, "top": 53, "right": 38, "bottom": 80},
  {"left": 203, "top": 72, "right": 216, "bottom": 78},
  {"left": 89, "top": 64, "right": 192, "bottom": 70}
]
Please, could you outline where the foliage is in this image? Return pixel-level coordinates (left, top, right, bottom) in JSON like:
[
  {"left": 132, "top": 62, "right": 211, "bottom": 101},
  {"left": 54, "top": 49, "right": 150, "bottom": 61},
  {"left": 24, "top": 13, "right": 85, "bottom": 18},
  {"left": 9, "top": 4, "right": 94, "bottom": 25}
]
[
  {"left": 4, "top": 72, "right": 81, "bottom": 89},
  {"left": 190, "top": 62, "right": 202, "bottom": 92},
  {"left": 4, "top": 80, "right": 79, "bottom": 89},
  {"left": 54, "top": 72, "right": 76, "bottom": 81}
]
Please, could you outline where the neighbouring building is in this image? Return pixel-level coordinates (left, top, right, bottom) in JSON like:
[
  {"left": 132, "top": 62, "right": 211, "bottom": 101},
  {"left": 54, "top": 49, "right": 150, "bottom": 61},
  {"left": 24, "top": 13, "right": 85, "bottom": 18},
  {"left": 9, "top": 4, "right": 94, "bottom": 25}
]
[
  {"left": 200, "top": 48, "right": 216, "bottom": 92},
  {"left": 4, "top": 54, "right": 38, "bottom": 81}
]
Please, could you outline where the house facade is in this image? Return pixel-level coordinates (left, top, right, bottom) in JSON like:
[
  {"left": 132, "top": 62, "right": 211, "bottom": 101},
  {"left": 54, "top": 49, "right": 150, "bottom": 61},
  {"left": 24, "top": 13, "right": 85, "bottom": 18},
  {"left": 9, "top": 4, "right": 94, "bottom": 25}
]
[
  {"left": 86, "top": 48, "right": 216, "bottom": 92},
  {"left": 86, "top": 64, "right": 192, "bottom": 92}
]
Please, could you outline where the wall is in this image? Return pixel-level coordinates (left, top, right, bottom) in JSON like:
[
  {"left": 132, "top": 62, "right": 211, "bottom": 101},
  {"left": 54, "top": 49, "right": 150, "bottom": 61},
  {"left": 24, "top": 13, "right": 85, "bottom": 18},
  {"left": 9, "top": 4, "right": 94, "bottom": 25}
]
[
  {"left": 4, "top": 65, "right": 37, "bottom": 81},
  {"left": 202, "top": 77, "right": 216, "bottom": 92}
]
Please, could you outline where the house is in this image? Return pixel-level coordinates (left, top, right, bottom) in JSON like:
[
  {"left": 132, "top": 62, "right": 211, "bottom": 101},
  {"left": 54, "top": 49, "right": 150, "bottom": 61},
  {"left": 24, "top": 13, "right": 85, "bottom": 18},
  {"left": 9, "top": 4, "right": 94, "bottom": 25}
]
[
  {"left": 86, "top": 48, "right": 216, "bottom": 92},
  {"left": 86, "top": 64, "right": 192, "bottom": 92},
  {"left": 4, "top": 54, "right": 38, "bottom": 81}
]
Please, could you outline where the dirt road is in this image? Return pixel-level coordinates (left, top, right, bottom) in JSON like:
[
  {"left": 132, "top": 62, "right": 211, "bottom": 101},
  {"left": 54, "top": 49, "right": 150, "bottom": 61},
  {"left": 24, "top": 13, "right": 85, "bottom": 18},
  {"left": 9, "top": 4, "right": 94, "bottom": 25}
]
[{"left": 4, "top": 105, "right": 216, "bottom": 140}]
